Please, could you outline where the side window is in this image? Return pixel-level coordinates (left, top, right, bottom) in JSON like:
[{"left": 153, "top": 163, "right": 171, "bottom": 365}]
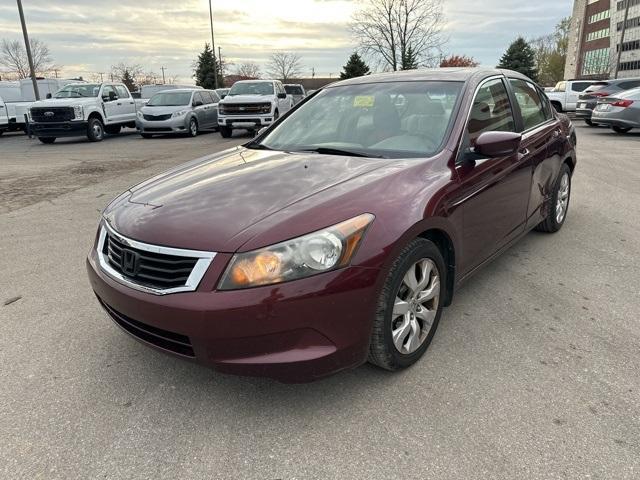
[
  {"left": 509, "top": 79, "right": 548, "bottom": 130},
  {"left": 467, "top": 78, "right": 515, "bottom": 144},
  {"left": 210, "top": 91, "right": 220, "bottom": 103},
  {"left": 115, "top": 85, "right": 129, "bottom": 98},
  {"left": 620, "top": 80, "right": 640, "bottom": 90},
  {"left": 201, "top": 92, "right": 214, "bottom": 104},
  {"left": 277, "top": 83, "right": 284, "bottom": 95},
  {"left": 193, "top": 92, "right": 204, "bottom": 105},
  {"left": 538, "top": 88, "right": 553, "bottom": 119},
  {"left": 571, "top": 82, "right": 592, "bottom": 92},
  {"left": 102, "top": 85, "right": 116, "bottom": 101}
]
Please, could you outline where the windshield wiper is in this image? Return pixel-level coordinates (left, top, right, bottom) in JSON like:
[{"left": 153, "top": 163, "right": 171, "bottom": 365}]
[{"left": 294, "top": 147, "right": 385, "bottom": 159}]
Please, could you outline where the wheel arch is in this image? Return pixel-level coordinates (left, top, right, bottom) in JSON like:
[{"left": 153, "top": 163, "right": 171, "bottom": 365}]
[
  {"left": 418, "top": 228, "right": 456, "bottom": 306},
  {"left": 87, "top": 110, "right": 104, "bottom": 123}
]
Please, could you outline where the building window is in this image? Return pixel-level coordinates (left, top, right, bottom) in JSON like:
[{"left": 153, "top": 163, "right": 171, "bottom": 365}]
[
  {"left": 582, "top": 47, "right": 611, "bottom": 75},
  {"left": 617, "top": 16, "right": 640, "bottom": 31},
  {"left": 620, "top": 60, "right": 640, "bottom": 71},
  {"left": 616, "top": 39, "right": 640, "bottom": 51},
  {"left": 586, "top": 27, "right": 610, "bottom": 41},
  {"left": 617, "top": 0, "right": 640, "bottom": 10},
  {"left": 588, "top": 10, "right": 610, "bottom": 23}
]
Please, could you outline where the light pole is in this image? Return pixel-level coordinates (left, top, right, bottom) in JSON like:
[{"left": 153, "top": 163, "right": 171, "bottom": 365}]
[
  {"left": 208, "top": 0, "right": 218, "bottom": 89},
  {"left": 16, "top": 0, "right": 40, "bottom": 100}
]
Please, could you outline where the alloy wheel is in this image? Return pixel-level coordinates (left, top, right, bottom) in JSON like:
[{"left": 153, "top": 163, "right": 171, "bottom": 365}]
[
  {"left": 391, "top": 258, "right": 440, "bottom": 354},
  {"left": 555, "top": 172, "right": 570, "bottom": 224}
]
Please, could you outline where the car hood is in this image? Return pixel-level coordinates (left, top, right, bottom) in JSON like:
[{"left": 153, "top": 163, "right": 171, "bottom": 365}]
[
  {"left": 104, "top": 147, "right": 394, "bottom": 252},
  {"left": 221, "top": 95, "right": 274, "bottom": 104},
  {"left": 140, "top": 105, "right": 191, "bottom": 115},
  {"left": 30, "top": 97, "right": 97, "bottom": 107}
]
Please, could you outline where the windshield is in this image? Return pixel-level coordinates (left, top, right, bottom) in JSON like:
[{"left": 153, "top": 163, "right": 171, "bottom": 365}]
[
  {"left": 285, "top": 85, "right": 304, "bottom": 95},
  {"left": 256, "top": 81, "right": 463, "bottom": 158},
  {"left": 228, "top": 82, "right": 274, "bottom": 96},
  {"left": 147, "top": 92, "right": 192, "bottom": 106},
  {"left": 54, "top": 84, "right": 100, "bottom": 98}
]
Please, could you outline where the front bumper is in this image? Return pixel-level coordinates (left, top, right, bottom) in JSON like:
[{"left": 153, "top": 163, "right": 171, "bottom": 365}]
[
  {"left": 87, "top": 248, "right": 380, "bottom": 382},
  {"left": 30, "top": 121, "right": 88, "bottom": 137},
  {"left": 136, "top": 116, "right": 189, "bottom": 134},
  {"left": 218, "top": 115, "right": 273, "bottom": 129}
]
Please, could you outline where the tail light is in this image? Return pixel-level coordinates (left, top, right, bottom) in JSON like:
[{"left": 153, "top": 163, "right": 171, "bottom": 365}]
[{"left": 611, "top": 99, "right": 634, "bottom": 108}]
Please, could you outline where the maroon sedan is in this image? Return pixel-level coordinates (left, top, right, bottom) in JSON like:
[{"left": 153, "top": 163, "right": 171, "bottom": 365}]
[{"left": 87, "top": 68, "right": 576, "bottom": 382}]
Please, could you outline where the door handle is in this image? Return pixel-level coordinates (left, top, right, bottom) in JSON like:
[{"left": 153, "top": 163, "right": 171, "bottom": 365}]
[
  {"left": 519, "top": 148, "right": 530, "bottom": 156},
  {"left": 117, "top": 102, "right": 122, "bottom": 106},
  {"left": 552, "top": 129, "right": 561, "bottom": 138}
]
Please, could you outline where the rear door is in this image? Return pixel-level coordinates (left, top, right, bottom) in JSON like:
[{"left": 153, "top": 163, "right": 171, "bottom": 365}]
[
  {"left": 192, "top": 92, "right": 208, "bottom": 126},
  {"left": 115, "top": 85, "right": 136, "bottom": 123},
  {"left": 0, "top": 96, "right": 8, "bottom": 128},
  {"left": 201, "top": 91, "right": 216, "bottom": 127},
  {"left": 508, "top": 78, "right": 562, "bottom": 230},
  {"left": 455, "top": 77, "right": 532, "bottom": 274}
]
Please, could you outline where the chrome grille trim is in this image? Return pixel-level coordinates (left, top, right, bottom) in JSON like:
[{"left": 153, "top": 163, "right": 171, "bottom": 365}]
[{"left": 96, "top": 221, "right": 216, "bottom": 295}]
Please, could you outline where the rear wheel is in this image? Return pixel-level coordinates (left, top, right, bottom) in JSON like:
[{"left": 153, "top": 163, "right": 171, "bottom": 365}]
[
  {"left": 220, "top": 126, "right": 232, "bottom": 138},
  {"left": 105, "top": 124, "right": 121, "bottom": 135},
  {"left": 141, "top": 133, "right": 153, "bottom": 139},
  {"left": 613, "top": 126, "right": 632, "bottom": 134},
  {"left": 368, "top": 238, "right": 445, "bottom": 371},
  {"left": 188, "top": 118, "right": 198, "bottom": 137},
  {"left": 87, "top": 117, "right": 105, "bottom": 142},
  {"left": 535, "top": 163, "right": 571, "bottom": 233},
  {"left": 38, "top": 137, "right": 56, "bottom": 144}
]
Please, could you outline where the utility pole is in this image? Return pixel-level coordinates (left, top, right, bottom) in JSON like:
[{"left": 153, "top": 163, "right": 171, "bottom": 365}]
[
  {"left": 161, "top": 66, "right": 166, "bottom": 84},
  {"left": 53, "top": 69, "right": 59, "bottom": 78},
  {"left": 16, "top": 0, "right": 40, "bottom": 100},
  {"left": 208, "top": 0, "right": 219, "bottom": 88},
  {"left": 613, "top": 1, "right": 630, "bottom": 79},
  {"left": 98, "top": 72, "right": 104, "bottom": 82}
]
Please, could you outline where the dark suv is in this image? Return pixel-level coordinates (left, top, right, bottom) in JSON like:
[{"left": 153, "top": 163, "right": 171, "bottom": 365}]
[{"left": 576, "top": 77, "right": 640, "bottom": 126}]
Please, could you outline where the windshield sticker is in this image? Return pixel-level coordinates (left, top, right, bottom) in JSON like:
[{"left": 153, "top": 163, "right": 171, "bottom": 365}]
[{"left": 353, "top": 96, "right": 375, "bottom": 108}]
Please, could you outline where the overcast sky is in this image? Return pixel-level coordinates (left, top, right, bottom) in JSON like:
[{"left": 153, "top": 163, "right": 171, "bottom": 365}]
[{"left": 0, "top": 0, "right": 571, "bottom": 82}]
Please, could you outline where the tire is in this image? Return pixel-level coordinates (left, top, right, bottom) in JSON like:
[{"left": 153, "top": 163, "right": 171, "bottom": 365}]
[
  {"left": 535, "top": 163, "right": 571, "bottom": 233},
  {"left": 141, "top": 133, "right": 153, "bottom": 139},
  {"left": 584, "top": 119, "right": 595, "bottom": 127},
  {"left": 38, "top": 137, "right": 56, "bottom": 144},
  {"left": 105, "top": 124, "right": 121, "bottom": 135},
  {"left": 368, "top": 238, "right": 446, "bottom": 371},
  {"left": 87, "top": 117, "right": 105, "bottom": 142},
  {"left": 220, "top": 126, "right": 232, "bottom": 138},
  {"left": 188, "top": 118, "right": 198, "bottom": 137},
  {"left": 612, "top": 126, "right": 632, "bottom": 134}
]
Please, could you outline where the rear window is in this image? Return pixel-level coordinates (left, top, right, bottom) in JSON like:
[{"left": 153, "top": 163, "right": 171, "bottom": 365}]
[
  {"left": 586, "top": 82, "right": 609, "bottom": 92},
  {"left": 285, "top": 85, "right": 304, "bottom": 95}
]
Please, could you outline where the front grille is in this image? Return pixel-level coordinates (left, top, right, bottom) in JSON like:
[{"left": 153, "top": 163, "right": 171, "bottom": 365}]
[
  {"left": 144, "top": 127, "right": 174, "bottom": 132},
  {"left": 220, "top": 103, "right": 271, "bottom": 115},
  {"left": 31, "top": 107, "right": 75, "bottom": 123},
  {"left": 143, "top": 114, "right": 172, "bottom": 121},
  {"left": 103, "top": 233, "right": 198, "bottom": 289},
  {"left": 97, "top": 297, "right": 195, "bottom": 357}
]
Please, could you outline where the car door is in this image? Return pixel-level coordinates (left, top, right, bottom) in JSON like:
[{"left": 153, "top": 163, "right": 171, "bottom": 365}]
[
  {"left": 115, "top": 85, "right": 136, "bottom": 123},
  {"left": 454, "top": 77, "right": 533, "bottom": 275},
  {"left": 208, "top": 91, "right": 220, "bottom": 126},
  {"left": 508, "top": 78, "right": 562, "bottom": 230},
  {"left": 0, "top": 96, "right": 8, "bottom": 128},
  {"left": 192, "top": 92, "right": 208, "bottom": 126},
  {"left": 276, "top": 82, "right": 289, "bottom": 113},
  {"left": 201, "top": 91, "right": 216, "bottom": 127},
  {"left": 101, "top": 85, "right": 119, "bottom": 123}
]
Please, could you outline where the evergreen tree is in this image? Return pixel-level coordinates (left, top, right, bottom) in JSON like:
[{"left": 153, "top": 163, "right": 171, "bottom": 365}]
[
  {"left": 120, "top": 69, "right": 136, "bottom": 92},
  {"left": 400, "top": 45, "right": 419, "bottom": 70},
  {"left": 340, "top": 52, "right": 371, "bottom": 80},
  {"left": 194, "top": 43, "right": 223, "bottom": 89},
  {"left": 497, "top": 37, "right": 538, "bottom": 81}
]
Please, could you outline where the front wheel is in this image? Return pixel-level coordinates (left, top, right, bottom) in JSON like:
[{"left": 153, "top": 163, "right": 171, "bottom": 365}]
[
  {"left": 140, "top": 133, "right": 153, "bottom": 139},
  {"left": 613, "top": 126, "right": 632, "bottom": 134},
  {"left": 368, "top": 238, "right": 445, "bottom": 371},
  {"left": 219, "top": 126, "right": 232, "bottom": 138},
  {"left": 535, "top": 163, "right": 571, "bottom": 233},
  {"left": 188, "top": 118, "right": 198, "bottom": 137},
  {"left": 38, "top": 137, "right": 56, "bottom": 144},
  {"left": 87, "top": 117, "right": 105, "bottom": 142}
]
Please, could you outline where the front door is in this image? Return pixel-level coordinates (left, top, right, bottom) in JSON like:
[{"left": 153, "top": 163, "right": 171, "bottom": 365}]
[
  {"left": 101, "top": 85, "right": 119, "bottom": 123},
  {"left": 454, "top": 77, "right": 533, "bottom": 276}
]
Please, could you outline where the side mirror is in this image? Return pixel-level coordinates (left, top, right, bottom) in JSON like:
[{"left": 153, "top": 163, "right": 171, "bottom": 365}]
[
  {"left": 474, "top": 131, "right": 522, "bottom": 157},
  {"left": 106, "top": 91, "right": 117, "bottom": 102},
  {"left": 46, "top": 93, "right": 52, "bottom": 99},
  {"left": 277, "top": 92, "right": 287, "bottom": 99}
]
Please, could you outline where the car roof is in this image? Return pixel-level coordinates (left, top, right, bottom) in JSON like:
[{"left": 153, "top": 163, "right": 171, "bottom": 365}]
[
  {"left": 235, "top": 79, "right": 274, "bottom": 84},
  {"left": 154, "top": 88, "right": 200, "bottom": 93},
  {"left": 330, "top": 68, "right": 531, "bottom": 87}
]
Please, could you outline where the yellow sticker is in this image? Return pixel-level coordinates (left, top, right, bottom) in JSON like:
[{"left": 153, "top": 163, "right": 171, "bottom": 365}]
[{"left": 353, "top": 95, "right": 375, "bottom": 108}]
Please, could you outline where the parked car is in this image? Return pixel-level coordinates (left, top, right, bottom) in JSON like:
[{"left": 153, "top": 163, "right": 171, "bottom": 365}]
[
  {"left": 215, "top": 88, "right": 229, "bottom": 99},
  {"left": 28, "top": 83, "right": 137, "bottom": 143},
  {"left": 140, "top": 84, "right": 202, "bottom": 100},
  {"left": 592, "top": 86, "right": 640, "bottom": 133},
  {"left": 136, "top": 89, "right": 220, "bottom": 138},
  {"left": 87, "top": 68, "right": 576, "bottom": 383},
  {"left": 546, "top": 79, "right": 594, "bottom": 112},
  {"left": 217, "top": 79, "right": 293, "bottom": 138},
  {"left": 576, "top": 77, "right": 640, "bottom": 126},
  {"left": 0, "top": 95, "right": 8, "bottom": 134},
  {"left": 284, "top": 83, "right": 306, "bottom": 105}
]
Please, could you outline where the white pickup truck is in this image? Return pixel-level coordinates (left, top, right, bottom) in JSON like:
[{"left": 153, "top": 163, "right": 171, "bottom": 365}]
[
  {"left": 28, "top": 82, "right": 137, "bottom": 143},
  {"left": 546, "top": 79, "right": 594, "bottom": 113},
  {"left": 0, "top": 95, "right": 8, "bottom": 135},
  {"left": 217, "top": 79, "right": 293, "bottom": 137}
]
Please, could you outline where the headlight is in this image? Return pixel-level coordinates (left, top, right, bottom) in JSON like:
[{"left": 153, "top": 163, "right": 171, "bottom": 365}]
[
  {"left": 172, "top": 110, "right": 188, "bottom": 118},
  {"left": 73, "top": 105, "right": 83, "bottom": 120},
  {"left": 218, "top": 213, "right": 374, "bottom": 290}
]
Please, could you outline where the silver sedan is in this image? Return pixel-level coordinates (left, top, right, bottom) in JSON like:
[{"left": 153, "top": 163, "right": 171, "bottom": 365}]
[{"left": 592, "top": 87, "right": 640, "bottom": 134}]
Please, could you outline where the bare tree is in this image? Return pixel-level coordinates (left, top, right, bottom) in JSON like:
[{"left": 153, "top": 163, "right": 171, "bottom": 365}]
[
  {"left": 350, "top": 0, "right": 446, "bottom": 71},
  {"left": 266, "top": 52, "right": 303, "bottom": 81},
  {"left": 0, "top": 38, "right": 57, "bottom": 78},
  {"left": 110, "top": 63, "right": 143, "bottom": 82},
  {"left": 235, "top": 62, "right": 261, "bottom": 79}
]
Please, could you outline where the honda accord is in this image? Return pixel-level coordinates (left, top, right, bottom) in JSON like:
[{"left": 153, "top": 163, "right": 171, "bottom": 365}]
[{"left": 87, "top": 68, "right": 576, "bottom": 382}]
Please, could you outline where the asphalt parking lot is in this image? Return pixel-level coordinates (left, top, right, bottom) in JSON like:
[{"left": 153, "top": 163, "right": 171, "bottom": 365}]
[{"left": 1, "top": 125, "right": 639, "bottom": 479}]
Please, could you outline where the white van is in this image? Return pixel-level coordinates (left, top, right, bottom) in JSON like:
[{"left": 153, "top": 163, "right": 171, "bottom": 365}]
[
  {"left": 0, "top": 96, "right": 9, "bottom": 134},
  {"left": 141, "top": 84, "right": 202, "bottom": 100}
]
